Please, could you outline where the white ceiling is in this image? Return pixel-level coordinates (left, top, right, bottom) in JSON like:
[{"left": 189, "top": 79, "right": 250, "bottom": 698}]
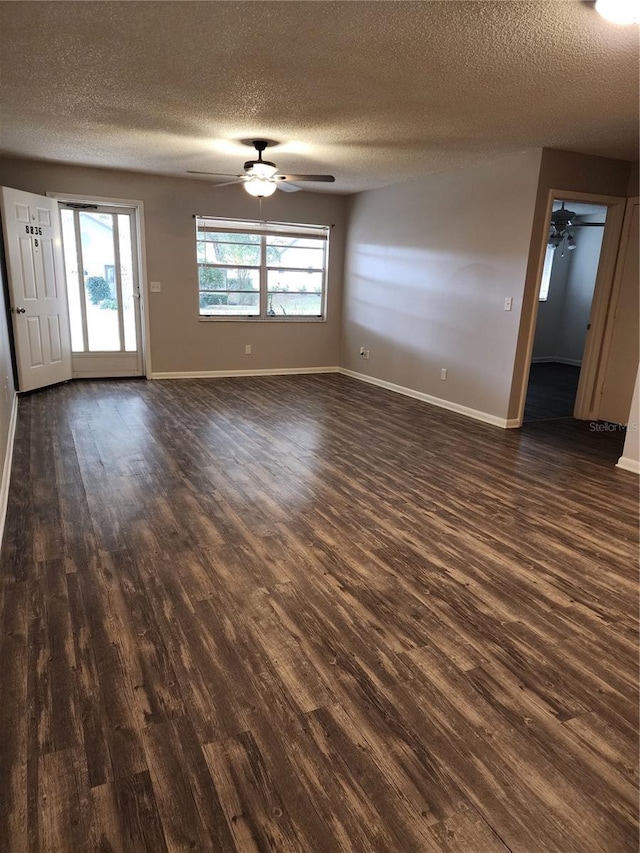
[
  {"left": 0, "top": 1, "right": 637, "bottom": 194},
  {"left": 553, "top": 200, "right": 608, "bottom": 216}
]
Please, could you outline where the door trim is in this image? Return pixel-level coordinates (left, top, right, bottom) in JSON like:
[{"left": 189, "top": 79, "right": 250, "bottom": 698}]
[
  {"left": 46, "top": 192, "right": 152, "bottom": 378},
  {"left": 592, "top": 197, "right": 639, "bottom": 421},
  {"left": 511, "top": 189, "right": 626, "bottom": 427}
]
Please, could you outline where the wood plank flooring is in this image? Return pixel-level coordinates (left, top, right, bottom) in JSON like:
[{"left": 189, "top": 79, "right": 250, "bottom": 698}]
[
  {"left": 524, "top": 362, "right": 581, "bottom": 422},
  {"left": 0, "top": 374, "right": 637, "bottom": 852}
]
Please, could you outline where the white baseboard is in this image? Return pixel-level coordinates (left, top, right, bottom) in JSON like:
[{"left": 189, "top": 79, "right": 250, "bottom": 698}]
[
  {"left": 151, "top": 366, "right": 339, "bottom": 380},
  {"left": 150, "top": 366, "right": 514, "bottom": 429},
  {"left": 338, "top": 368, "right": 511, "bottom": 428},
  {"left": 530, "top": 357, "right": 582, "bottom": 366},
  {"left": 0, "top": 393, "right": 18, "bottom": 547},
  {"left": 616, "top": 456, "right": 640, "bottom": 474}
]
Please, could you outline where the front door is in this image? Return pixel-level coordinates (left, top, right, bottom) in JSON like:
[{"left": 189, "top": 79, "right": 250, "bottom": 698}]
[
  {"left": 59, "top": 203, "right": 144, "bottom": 377},
  {"left": 0, "top": 186, "right": 72, "bottom": 392}
]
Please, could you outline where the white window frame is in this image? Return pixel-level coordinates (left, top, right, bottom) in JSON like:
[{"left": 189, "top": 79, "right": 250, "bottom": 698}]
[{"left": 195, "top": 216, "right": 330, "bottom": 321}]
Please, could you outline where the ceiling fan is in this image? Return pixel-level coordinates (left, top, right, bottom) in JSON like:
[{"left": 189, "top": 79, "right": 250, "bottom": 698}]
[
  {"left": 549, "top": 202, "right": 577, "bottom": 251},
  {"left": 187, "top": 140, "right": 335, "bottom": 197}
]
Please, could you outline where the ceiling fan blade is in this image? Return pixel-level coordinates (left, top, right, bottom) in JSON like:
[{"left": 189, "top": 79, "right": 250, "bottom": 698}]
[
  {"left": 208, "top": 179, "right": 247, "bottom": 188},
  {"left": 278, "top": 174, "right": 335, "bottom": 183},
  {"left": 187, "top": 170, "right": 241, "bottom": 177},
  {"left": 276, "top": 182, "right": 302, "bottom": 193}
]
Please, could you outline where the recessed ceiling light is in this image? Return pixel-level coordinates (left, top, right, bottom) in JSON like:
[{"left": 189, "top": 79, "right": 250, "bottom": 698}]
[{"left": 595, "top": 0, "right": 640, "bottom": 24}]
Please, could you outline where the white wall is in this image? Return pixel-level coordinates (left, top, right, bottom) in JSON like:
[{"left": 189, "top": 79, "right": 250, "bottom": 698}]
[{"left": 341, "top": 150, "right": 542, "bottom": 421}]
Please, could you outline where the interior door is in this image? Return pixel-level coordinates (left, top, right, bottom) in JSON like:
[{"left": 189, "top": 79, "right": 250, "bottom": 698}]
[
  {"left": 0, "top": 186, "right": 72, "bottom": 392},
  {"left": 59, "top": 204, "right": 144, "bottom": 377},
  {"left": 596, "top": 199, "right": 640, "bottom": 424}
]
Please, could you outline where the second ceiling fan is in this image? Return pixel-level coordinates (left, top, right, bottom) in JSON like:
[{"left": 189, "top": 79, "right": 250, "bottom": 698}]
[{"left": 188, "top": 140, "right": 335, "bottom": 197}]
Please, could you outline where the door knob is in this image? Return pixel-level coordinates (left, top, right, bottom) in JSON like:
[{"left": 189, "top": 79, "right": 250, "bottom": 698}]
[{"left": 14, "top": 307, "right": 26, "bottom": 314}]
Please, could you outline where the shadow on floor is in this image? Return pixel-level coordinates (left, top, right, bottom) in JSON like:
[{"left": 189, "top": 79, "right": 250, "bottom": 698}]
[
  {"left": 519, "top": 416, "right": 627, "bottom": 468},
  {"left": 524, "top": 362, "right": 581, "bottom": 423}
]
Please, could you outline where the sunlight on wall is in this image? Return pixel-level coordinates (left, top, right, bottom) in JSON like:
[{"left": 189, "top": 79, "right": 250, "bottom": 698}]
[{"left": 341, "top": 150, "right": 543, "bottom": 418}]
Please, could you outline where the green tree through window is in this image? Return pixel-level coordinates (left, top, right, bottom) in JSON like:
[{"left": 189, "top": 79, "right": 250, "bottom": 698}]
[{"left": 196, "top": 218, "right": 329, "bottom": 318}]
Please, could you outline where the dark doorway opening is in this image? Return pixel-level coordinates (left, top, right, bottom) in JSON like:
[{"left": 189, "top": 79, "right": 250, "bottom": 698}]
[{"left": 524, "top": 362, "right": 580, "bottom": 422}]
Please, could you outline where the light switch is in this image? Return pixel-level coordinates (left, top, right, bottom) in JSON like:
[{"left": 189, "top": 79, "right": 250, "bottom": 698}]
[
  {"left": 150, "top": 281, "right": 161, "bottom": 292},
  {"left": 504, "top": 297, "right": 513, "bottom": 311}
]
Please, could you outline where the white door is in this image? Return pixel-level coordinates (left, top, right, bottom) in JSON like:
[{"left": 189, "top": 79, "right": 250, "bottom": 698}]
[
  {"left": 59, "top": 204, "right": 144, "bottom": 377},
  {"left": 0, "top": 186, "right": 72, "bottom": 392}
]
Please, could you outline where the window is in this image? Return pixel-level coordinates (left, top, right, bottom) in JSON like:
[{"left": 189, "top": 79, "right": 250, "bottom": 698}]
[
  {"left": 196, "top": 217, "right": 330, "bottom": 319},
  {"left": 539, "top": 244, "right": 555, "bottom": 301},
  {"left": 104, "top": 264, "right": 116, "bottom": 289}
]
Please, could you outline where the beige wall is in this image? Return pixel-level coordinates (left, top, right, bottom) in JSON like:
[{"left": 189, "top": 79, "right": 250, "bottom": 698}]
[
  {"left": 507, "top": 149, "right": 635, "bottom": 420},
  {"left": 618, "top": 367, "right": 640, "bottom": 471},
  {"left": 340, "top": 150, "right": 542, "bottom": 420},
  {"left": 0, "top": 157, "right": 349, "bottom": 374},
  {"left": 628, "top": 162, "right": 639, "bottom": 197}
]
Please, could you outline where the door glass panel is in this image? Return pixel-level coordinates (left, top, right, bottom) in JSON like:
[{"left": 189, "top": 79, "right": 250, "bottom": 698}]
[
  {"left": 60, "top": 209, "right": 85, "bottom": 351},
  {"left": 118, "top": 214, "right": 137, "bottom": 352},
  {"left": 79, "top": 212, "right": 120, "bottom": 351},
  {"left": 58, "top": 202, "right": 143, "bottom": 375}
]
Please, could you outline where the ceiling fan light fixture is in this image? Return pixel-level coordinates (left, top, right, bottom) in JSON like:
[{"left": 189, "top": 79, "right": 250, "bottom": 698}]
[
  {"left": 249, "top": 161, "right": 278, "bottom": 179},
  {"left": 594, "top": 0, "right": 640, "bottom": 24},
  {"left": 190, "top": 140, "right": 334, "bottom": 193},
  {"left": 244, "top": 177, "right": 277, "bottom": 198}
]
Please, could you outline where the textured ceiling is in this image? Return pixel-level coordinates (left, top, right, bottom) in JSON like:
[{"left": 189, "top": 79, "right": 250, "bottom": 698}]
[{"left": 0, "top": 1, "right": 638, "bottom": 193}]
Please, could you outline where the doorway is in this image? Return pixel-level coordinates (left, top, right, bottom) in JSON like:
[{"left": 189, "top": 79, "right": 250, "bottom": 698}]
[
  {"left": 511, "top": 188, "right": 629, "bottom": 429},
  {"left": 59, "top": 202, "right": 144, "bottom": 377},
  {"left": 523, "top": 199, "right": 606, "bottom": 422}
]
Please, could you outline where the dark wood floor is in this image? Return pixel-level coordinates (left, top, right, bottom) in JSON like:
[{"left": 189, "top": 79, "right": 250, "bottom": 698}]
[
  {"left": 524, "top": 362, "right": 581, "bottom": 422},
  {"left": 0, "top": 375, "right": 637, "bottom": 853}
]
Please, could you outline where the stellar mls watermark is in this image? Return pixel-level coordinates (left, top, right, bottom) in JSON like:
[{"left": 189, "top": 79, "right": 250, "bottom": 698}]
[{"left": 589, "top": 421, "right": 638, "bottom": 432}]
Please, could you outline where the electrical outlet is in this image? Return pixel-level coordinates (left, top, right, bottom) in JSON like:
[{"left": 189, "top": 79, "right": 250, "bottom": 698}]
[
  {"left": 245, "top": 344, "right": 252, "bottom": 355},
  {"left": 150, "top": 281, "right": 161, "bottom": 292},
  {"left": 441, "top": 368, "right": 447, "bottom": 380}
]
